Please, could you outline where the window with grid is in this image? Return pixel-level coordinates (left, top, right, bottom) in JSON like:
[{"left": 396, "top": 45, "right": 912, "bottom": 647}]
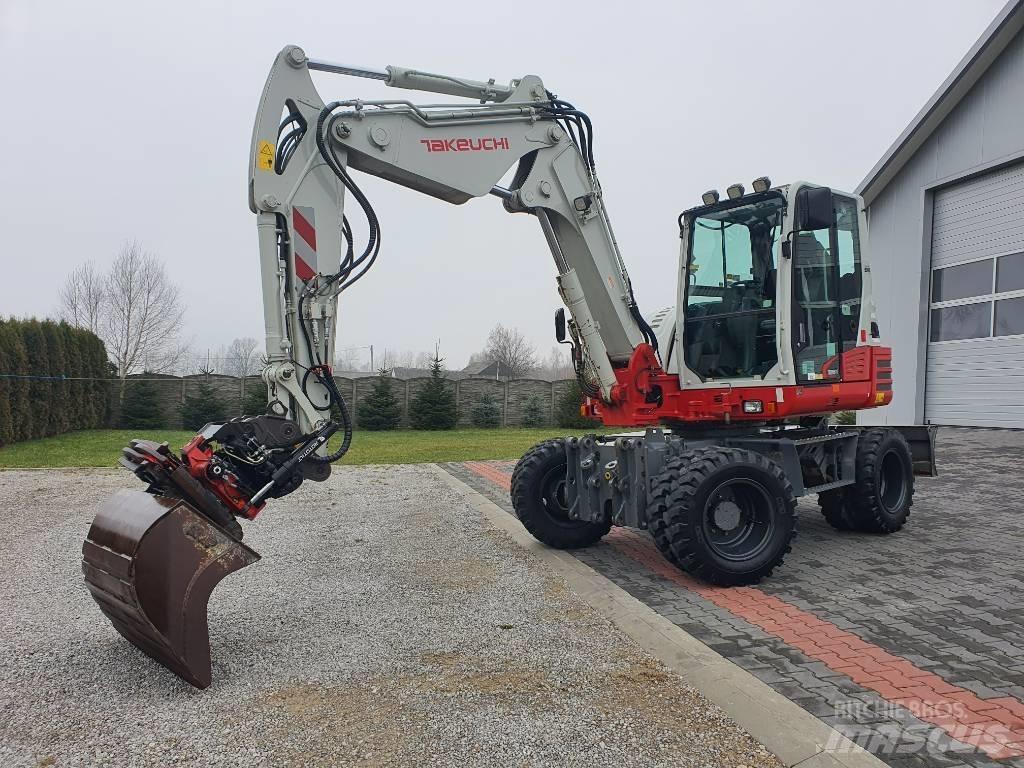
[{"left": 929, "top": 252, "right": 1024, "bottom": 342}]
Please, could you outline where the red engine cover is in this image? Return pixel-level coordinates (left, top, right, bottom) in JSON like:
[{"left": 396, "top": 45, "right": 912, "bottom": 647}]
[{"left": 587, "top": 344, "right": 893, "bottom": 427}]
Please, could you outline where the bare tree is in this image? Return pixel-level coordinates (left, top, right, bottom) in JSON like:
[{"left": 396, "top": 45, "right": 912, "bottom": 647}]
[
  {"left": 173, "top": 350, "right": 216, "bottom": 376},
  {"left": 538, "top": 345, "right": 575, "bottom": 380},
  {"left": 61, "top": 241, "right": 187, "bottom": 396},
  {"left": 388, "top": 348, "right": 440, "bottom": 370},
  {"left": 413, "top": 350, "right": 435, "bottom": 368},
  {"left": 464, "top": 350, "right": 489, "bottom": 372},
  {"left": 103, "top": 241, "right": 186, "bottom": 381},
  {"left": 335, "top": 346, "right": 368, "bottom": 371},
  {"left": 58, "top": 261, "right": 106, "bottom": 335},
  {"left": 482, "top": 324, "right": 538, "bottom": 379},
  {"left": 219, "top": 336, "right": 262, "bottom": 377}
]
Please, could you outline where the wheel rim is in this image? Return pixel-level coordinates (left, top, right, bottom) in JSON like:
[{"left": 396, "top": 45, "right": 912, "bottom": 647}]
[
  {"left": 878, "top": 450, "right": 908, "bottom": 513},
  {"left": 701, "top": 478, "right": 776, "bottom": 562},
  {"left": 539, "top": 465, "right": 576, "bottom": 528}
]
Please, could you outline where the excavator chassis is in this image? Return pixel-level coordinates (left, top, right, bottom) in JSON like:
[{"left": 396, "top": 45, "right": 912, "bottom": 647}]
[
  {"left": 511, "top": 425, "right": 937, "bottom": 586},
  {"left": 562, "top": 425, "right": 937, "bottom": 528}
]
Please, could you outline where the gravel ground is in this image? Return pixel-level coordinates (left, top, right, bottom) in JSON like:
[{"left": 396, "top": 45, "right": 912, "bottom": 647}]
[{"left": 0, "top": 465, "right": 782, "bottom": 768}]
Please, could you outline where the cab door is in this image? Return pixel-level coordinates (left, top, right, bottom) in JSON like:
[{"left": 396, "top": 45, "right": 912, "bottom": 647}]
[{"left": 789, "top": 188, "right": 863, "bottom": 383}]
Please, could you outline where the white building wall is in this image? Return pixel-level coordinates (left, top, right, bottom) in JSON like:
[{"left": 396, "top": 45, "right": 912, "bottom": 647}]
[{"left": 861, "top": 29, "right": 1024, "bottom": 425}]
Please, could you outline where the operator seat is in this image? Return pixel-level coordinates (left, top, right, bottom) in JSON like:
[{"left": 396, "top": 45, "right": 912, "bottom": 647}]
[
  {"left": 839, "top": 270, "right": 862, "bottom": 346},
  {"left": 794, "top": 233, "right": 829, "bottom": 303}
]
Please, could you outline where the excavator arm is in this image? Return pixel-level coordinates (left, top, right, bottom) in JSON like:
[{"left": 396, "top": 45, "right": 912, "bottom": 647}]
[{"left": 249, "top": 45, "right": 654, "bottom": 436}]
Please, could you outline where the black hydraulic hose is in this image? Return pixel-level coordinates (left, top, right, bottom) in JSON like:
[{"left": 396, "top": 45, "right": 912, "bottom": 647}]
[
  {"left": 629, "top": 302, "right": 659, "bottom": 353},
  {"left": 305, "top": 370, "right": 353, "bottom": 464},
  {"left": 275, "top": 110, "right": 307, "bottom": 174},
  {"left": 301, "top": 366, "right": 332, "bottom": 411},
  {"left": 340, "top": 216, "right": 354, "bottom": 273},
  {"left": 295, "top": 291, "right": 353, "bottom": 464},
  {"left": 541, "top": 93, "right": 594, "bottom": 170},
  {"left": 314, "top": 105, "right": 382, "bottom": 292},
  {"left": 550, "top": 107, "right": 594, "bottom": 169}
]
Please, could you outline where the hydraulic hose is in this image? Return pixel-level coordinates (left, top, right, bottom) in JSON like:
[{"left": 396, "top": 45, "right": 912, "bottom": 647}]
[{"left": 305, "top": 370, "right": 353, "bottom": 464}]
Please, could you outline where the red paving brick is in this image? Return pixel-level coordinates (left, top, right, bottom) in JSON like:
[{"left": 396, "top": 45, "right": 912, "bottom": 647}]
[{"left": 462, "top": 461, "right": 1024, "bottom": 760}]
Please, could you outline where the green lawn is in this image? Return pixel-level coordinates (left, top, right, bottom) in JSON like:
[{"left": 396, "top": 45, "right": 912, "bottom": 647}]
[{"left": 0, "top": 427, "right": 611, "bottom": 469}]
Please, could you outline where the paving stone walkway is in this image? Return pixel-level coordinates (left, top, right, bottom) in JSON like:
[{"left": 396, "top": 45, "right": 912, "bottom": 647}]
[{"left": 444, "top": 427, "right": 1024, "bottom": 768}]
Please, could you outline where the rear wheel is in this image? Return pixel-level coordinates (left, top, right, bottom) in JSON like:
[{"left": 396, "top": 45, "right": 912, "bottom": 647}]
[
  {"left": 817, "top": 428, "right": 913, "bottom": 534},
  {"left": 846, "top": 428, "right": 914, "bottom": 533},
  {"left": 511, "top": 439, "right": 611, "bottom": 549},
  {"left": 818, "top": 489, "right": 855, "bottom": 531},
  {"left": 649, "top": 447, "right": 797, "bottom": 586}
]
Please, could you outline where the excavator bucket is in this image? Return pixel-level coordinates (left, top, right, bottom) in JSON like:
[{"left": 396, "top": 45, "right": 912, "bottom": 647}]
[{"left": 82, "top": 489, "right": 259, "bottom": 688}]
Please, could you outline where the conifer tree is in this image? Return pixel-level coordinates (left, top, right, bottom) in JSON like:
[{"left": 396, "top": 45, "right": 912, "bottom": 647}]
[
  {"left": 181, "top": 377, "right": 228, "bottom": 431},
  {"left": 120, "top": 376, "right": 165, "bottom": 429},
  {"left": 357, "top": 368, "right": 403, "bottom": 430},
  {"left": 409, "top": 353, "right": 457, "bottom": 430},
  {"left": 21, "top": 320, "right": 51, "bottom": 438},
  {"left": 470, "top": 392, "right": 501, "bottom": 428},
  {"left": 4, "top": 321, "right": 34, "bottom": 441},
  {"left": 60, "top": 323, "right": 86, "bottom": 430},
  {"left": 520, "top": 394, "right": 546, "bottom": 427},
  {"left": 555, "top": 380, "right": 597, "bottom": 429},
  {"left": 0, "top": 324, "right": 14, "bottom": 445},
  {"left": 241, "top": 380, "right": 270, "bottom": 416},
  {"left": 42, "top": 322, "right": 70, "bottom": 434}
]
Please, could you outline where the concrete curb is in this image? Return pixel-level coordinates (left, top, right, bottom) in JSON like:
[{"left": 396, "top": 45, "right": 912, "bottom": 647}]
[{"left": 429, "top": 464, "right": 887, "bottom": 768}]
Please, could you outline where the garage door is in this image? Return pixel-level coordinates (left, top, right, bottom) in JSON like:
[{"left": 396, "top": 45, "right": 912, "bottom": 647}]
[{"left": 927, "top": 162, "right": 1024, "bottom": 427}]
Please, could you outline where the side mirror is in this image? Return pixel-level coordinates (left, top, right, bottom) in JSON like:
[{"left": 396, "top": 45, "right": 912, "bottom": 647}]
[
  {"left": 554, "top": 308, "right": 567, "bottom": 343},
  {"left": 795, "top": 186, "right": 833, "bottom": 231}
]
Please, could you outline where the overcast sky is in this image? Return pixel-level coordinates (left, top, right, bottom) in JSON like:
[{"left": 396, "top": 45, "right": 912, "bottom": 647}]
[{"left": 0, "top": 0, "right": 1008, "bottom": 370}]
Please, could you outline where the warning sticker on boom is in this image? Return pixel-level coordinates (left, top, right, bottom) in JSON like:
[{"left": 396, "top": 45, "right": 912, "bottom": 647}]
[{"left": 256, "top": 141, "right": 275, "bottom": 172}]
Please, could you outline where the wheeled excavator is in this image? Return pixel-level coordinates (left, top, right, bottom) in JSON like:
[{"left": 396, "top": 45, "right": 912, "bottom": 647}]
[{"left": 82, "top": 46, "right": 937, "bottom": 688}]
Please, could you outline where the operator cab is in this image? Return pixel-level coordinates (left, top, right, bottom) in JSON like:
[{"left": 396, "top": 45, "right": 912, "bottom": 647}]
[{"left": 676, "top": 180, "right": 870, "bottom": 389}]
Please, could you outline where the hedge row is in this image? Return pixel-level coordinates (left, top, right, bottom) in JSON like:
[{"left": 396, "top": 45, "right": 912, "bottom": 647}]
[{"left": 0, "top": 319, "right": 110, "bottom": 447}]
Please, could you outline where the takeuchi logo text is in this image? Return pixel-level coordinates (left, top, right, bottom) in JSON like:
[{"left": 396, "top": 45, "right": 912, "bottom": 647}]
[{"left": 420, "top": 137, "right": 510, "bottom": 153}]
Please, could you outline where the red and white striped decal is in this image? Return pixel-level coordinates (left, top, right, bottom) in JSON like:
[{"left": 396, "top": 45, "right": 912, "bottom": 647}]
[{"left": 291, "top": 206, "right": 317, "bottom": 282}]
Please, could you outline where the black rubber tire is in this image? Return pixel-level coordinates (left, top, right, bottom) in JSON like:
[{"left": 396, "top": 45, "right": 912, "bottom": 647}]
[
  {"left": 844, "top": 428, "right": 914, "bottom": 533},
  {"left": 816, "top": 428, "right": 914, "bottom": 534},
  {"left": 511, "top": 439, "right": 611, "bottom": 549},
  {"left": 818, "top": 489, "right": 855, "bottom": 531},
  {"left": 648, "top": 447, "right": 797, "bottom": 586}
]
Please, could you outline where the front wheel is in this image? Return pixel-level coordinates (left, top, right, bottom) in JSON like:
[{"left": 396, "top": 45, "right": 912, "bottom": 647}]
[
  {"left": 511, "top": 439, "right": 611, "bottom": 549},
  {"left": 649, "top": 447, "right": 797, "bottom": 585}
]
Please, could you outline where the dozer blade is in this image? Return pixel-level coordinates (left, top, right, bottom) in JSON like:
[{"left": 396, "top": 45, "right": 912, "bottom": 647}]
[{"left": 82, "top": 489, "right": 259, "bottom": 688}]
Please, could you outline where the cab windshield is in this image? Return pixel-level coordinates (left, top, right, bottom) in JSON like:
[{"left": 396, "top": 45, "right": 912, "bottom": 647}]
[{"left": 684, "top": 194, "right": 784, "bottom": 380}]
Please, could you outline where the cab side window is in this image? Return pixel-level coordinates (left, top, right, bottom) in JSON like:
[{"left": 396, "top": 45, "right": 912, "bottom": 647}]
[
  {"left": 792, "top": 194, "right": 863, "bottom": 382},
  {"left": 834, "top": 197, "right": 863, "bottom": 352}
]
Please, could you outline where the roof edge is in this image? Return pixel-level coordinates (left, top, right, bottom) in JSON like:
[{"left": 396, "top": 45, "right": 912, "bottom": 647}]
[{"left": 857, "top": 0, "right": 1024, "bottom": 206}]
